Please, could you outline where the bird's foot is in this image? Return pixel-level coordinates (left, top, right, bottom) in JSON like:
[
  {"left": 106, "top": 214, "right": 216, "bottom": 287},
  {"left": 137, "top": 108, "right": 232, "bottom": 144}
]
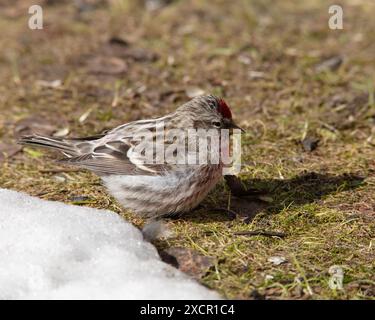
[
  {"left": 225, "top": 175, "right": 270, "bottom": 200},
  {"left": 208, "top": 207, "right": 238, "bottom": 220}
]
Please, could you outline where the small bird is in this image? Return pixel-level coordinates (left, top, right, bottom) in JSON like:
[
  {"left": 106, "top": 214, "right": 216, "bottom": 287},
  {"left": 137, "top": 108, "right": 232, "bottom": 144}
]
[{"left": 19, "top": 95, "right": 243, "bottom": 218}]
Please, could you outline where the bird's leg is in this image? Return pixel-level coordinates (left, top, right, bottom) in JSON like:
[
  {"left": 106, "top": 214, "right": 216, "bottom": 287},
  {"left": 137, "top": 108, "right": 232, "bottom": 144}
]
[
  {"left": 224, "top": 175, "right": 269, "bottom": 199},
  {"left": 208, "top": 207, "right": 238, "bottom": 220},
  {"left": 177, "top": 204, "right": 239, "bottom": 220},
  {"left": 192, "top": 203, "right": 238, "bottom": 220},
  {"left": 192, "top": 204, "right": 205, "bottom": 211}
]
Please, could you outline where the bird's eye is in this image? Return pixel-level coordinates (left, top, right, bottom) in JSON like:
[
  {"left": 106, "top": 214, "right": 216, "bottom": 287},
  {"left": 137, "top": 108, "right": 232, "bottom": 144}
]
[{"left": 212, "top": 121, "right": 221, "bottom": 128}]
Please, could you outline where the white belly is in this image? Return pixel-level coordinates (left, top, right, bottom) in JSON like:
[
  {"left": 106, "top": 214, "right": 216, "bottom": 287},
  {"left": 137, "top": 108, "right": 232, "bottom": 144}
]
[{"left": 102, "top": 166, "right": 222, "bottom": 217}]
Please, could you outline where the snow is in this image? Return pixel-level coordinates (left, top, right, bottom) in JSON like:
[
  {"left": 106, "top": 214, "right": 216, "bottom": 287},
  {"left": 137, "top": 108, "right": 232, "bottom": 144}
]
[{"left": 0, "top": 189, "right": 220, "bottom": 300}]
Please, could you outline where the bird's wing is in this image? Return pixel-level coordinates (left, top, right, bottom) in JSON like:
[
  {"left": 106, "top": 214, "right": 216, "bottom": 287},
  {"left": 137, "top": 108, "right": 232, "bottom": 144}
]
[{"left": 60, "top": 119, "right": 175, "bottom": 176}]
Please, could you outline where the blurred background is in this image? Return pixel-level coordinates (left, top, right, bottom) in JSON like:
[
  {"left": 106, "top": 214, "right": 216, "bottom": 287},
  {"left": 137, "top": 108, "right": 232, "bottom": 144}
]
[{"left": 0, "top": 0, "right": 373, "bottom": 140}]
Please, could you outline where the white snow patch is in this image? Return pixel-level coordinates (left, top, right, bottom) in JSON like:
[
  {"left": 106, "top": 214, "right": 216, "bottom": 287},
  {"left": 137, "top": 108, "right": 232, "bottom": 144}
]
[{"left": 0, "top": 189, "right": 220, "bottom": 300}]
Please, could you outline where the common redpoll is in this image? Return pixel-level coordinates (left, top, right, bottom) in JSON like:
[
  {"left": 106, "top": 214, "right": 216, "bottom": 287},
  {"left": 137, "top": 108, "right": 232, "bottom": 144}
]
[{"left": 19, "top": 95, "right": 243, "bottom": 218}]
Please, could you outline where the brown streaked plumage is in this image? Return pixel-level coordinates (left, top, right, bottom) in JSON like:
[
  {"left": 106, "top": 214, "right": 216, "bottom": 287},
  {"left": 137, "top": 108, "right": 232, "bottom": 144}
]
[{"left": 19, "top": 95, "right": 242, "bottom": 218}]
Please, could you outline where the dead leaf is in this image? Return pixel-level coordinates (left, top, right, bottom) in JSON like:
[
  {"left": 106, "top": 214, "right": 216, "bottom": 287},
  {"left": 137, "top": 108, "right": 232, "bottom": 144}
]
[
  {"left": 1, "top": 0, "right": 38, "bottom": 18},
  {"left": 325, "top": 93, "right": 370, "bottom": 131},
  {"left": 74, "top": 0, "right": 103, "bottom": 14},
  {"left": 108, "top": 37, "right": 129, "bottom": 47},
  {"left": 14, "top": 116, "right": 56, "bottom": 137},
  {"left": 123, "top": 47, "right": 158, "bottom": 62},
  {"left": 301, "top": 136, "right": 319, "bottom": 152},
  {"left": 159, "top": 247, "right": 214, "bottom": 279},
  {"left": 185, "top": 87, "right": 205, "bottom": 98},
  {"left": 87, "top": 56, "right": 127, "bottom": 75},
  {"left": 101, "top": 39, "right": 159, "bottom": 62},
  {"left": 268, "top": 256, "right": 287, "bottom": 266},
  {"left": 36, "top": 79, "right": 62, "bottom": 89},
  {"left": 265, "top": 274, "right": 274, "bottom": 281},
  {"left": 78, "top": 108, "right": 93, "bottom": 123},
  {"left": 53, "top": 127, "right": 70, "bottom": 137},
  {"left": 144, "top": 0, "right": 174, "bottom": 11},
  {"left": 53, "top": 174, "right": 67, "bottom": 183},
  {"left": 167, "top": 55, "right": 175, "bottom": 66},
  {"left": 248, "top": 70, "right": 266, "bottom": 80},
  {"left": 315, "top": 55, "right": 343, "bottom": 73},
  {"left": 237, "top": 53, "right": 252, "bottom": 65},
  {"left": 0, "top": 143, "right": 22, "bottom": 163}
]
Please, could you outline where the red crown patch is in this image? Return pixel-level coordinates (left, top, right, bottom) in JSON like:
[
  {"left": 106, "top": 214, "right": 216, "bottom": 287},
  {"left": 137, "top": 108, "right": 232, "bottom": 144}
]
[{"left": 217, "top": 99, "right": 232, "bottom": 119}]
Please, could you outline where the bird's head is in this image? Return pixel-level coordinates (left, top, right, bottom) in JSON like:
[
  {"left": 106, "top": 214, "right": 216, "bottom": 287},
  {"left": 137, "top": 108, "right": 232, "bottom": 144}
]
[{"left": 178, "top": 95, "right": 244, "bottom": 132}]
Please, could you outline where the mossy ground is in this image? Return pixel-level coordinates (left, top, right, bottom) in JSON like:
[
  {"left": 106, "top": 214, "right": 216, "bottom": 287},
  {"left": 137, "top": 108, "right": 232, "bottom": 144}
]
[{"left": 0, "top": 0, "right": 374, "bottom": 299}]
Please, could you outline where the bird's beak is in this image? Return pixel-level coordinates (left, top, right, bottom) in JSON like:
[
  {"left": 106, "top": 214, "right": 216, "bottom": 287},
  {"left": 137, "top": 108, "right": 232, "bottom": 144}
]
[
  {"left": 230, "top": 121, "right": 245, "bottom": 133},
  {"left": 224, "top": 119, "right": 245, "bottom": 133}
]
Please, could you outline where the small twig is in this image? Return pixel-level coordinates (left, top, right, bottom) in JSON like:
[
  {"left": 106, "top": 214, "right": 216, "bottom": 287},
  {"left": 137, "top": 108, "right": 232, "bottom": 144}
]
[
  {"left": 234, "top": 230, "right": 286, "bottom": 238},
  {"left": 40, "top": 168, "right": 81, "bottom": 173}
]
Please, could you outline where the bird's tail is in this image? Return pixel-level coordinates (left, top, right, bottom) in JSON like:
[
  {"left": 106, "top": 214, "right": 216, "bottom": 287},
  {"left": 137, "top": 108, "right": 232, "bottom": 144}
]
[{"left": 18, "top": 135, "right": 79, "bottom": 157}]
